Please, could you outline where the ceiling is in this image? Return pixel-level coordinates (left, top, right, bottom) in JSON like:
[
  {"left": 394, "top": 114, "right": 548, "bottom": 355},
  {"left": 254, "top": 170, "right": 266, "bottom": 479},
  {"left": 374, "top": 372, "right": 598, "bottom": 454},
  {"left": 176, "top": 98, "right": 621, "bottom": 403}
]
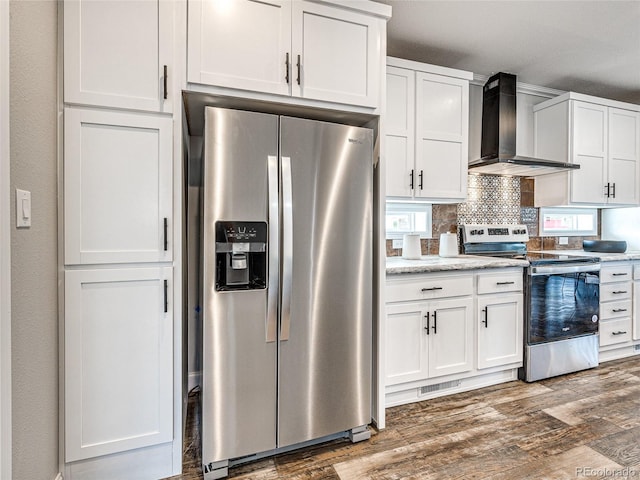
[{"left": 375, "top": 0, "right": 640, "bottom": 104}]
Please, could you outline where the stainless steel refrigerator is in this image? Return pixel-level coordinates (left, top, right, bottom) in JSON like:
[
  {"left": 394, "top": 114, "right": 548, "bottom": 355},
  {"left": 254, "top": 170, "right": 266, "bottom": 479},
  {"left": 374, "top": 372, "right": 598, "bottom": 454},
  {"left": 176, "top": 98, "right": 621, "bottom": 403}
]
[{"left": 201, "top": 107, "right": 373, "bottom": 479}]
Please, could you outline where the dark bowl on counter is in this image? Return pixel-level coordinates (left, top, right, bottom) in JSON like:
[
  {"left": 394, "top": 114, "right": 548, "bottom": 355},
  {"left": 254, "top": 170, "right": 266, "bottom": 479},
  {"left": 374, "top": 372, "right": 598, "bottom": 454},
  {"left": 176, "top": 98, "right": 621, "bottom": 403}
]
[{"left": 583, "top": 240, "right": 627, "bottom": 253}]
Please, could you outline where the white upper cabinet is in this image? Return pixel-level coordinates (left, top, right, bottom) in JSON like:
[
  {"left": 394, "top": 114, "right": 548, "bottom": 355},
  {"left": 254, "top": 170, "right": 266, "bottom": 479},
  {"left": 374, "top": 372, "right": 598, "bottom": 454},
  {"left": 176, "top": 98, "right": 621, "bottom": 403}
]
[
  {"left": 187, "top": 0, "right": 389, "bottom": 108},
  {"left": 187, "top": 0, "right": 291, "bottom": 97},
  {"left": 385, "top": 58, "right": 472, "bottom": 202},
  {"left": 534, "top": 93, "right": 640, "bottom": 207},
  {"left": 64, "top": 0, "right": 174, "bottom": 113},
  {"left": 64, "top": 107, "right": 173, "bottom": 265}
]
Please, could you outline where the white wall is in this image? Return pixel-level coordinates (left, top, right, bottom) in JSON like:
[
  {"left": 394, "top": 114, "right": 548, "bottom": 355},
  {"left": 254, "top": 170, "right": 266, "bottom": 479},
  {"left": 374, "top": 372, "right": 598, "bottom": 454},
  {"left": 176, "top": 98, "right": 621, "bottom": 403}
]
[
  {"left": 1, "top": 1, "right": 12, "bottom": 478},
  {"left": 9, "top": 1, "right": 59, "bottom": 479},
  {"left": 602, "top": 207, "right": 640, "bottom": 251}
]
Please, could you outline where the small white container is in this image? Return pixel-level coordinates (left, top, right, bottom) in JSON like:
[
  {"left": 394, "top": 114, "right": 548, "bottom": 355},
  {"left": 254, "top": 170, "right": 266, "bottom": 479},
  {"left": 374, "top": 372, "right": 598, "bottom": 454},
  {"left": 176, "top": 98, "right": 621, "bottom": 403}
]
[
  {"left": 402, "top": 233, "right": 421, "bottom": 259},
  {"left": 439, "top": 232, "right": 458, "bottom": 257}
]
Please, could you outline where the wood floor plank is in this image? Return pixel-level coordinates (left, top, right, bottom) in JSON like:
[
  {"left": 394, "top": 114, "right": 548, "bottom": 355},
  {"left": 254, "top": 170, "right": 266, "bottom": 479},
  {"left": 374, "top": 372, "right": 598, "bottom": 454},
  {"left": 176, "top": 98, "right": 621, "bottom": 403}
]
[
  {"left": 488, "top": 445, "right": 624, "bottom": 480},
  {"left": 165, "top": 356, "right": 640, "bottom": 480},
  {"left": 589, "top": 425, "right": 640, "bottom": 468}
]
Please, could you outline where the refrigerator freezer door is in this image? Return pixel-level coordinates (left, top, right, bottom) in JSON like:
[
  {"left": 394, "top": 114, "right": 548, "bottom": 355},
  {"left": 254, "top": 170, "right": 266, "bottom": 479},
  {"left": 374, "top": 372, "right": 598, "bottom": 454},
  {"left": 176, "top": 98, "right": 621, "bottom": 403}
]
[
  {"left": 278, "top": 117, "right": 373, "bottom": 447},
  {"left": 202, "top": 107, "right": 279, "bottom": 462}
]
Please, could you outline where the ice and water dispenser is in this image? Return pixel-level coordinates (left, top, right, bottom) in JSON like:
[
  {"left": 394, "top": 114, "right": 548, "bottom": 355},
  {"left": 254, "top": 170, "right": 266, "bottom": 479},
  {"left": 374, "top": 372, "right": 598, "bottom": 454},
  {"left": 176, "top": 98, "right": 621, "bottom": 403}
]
[{"left": 215, "top": 221, "right": 267, "bottom": 291}]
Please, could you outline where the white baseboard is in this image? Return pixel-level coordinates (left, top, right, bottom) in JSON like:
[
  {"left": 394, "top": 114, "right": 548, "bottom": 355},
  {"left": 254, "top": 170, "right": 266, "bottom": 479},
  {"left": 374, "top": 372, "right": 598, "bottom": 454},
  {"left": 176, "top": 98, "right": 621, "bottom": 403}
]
[{"left": 188, "top": 371, "right": 201, "bottom": 392}]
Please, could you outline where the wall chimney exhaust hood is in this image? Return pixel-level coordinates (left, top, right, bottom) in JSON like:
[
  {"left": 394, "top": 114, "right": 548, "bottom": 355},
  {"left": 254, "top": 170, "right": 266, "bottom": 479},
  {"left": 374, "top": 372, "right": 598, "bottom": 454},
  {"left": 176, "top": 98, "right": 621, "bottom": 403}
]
[{"left": 468, "top": 72, "right": 579, "bottom": 177}]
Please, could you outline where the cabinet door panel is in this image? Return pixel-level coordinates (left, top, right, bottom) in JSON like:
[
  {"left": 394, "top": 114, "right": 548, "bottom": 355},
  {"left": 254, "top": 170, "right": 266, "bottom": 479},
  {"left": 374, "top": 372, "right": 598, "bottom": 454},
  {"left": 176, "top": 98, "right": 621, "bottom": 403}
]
[
  {"left": 428, "top": 298, "right": 473, "bottom": 378},
  {"left": 64, "top": 0, "right": 173, "bottom": 112},
  {"left": 65, "top": 267, "right": 173, "bottom": 462},
  {"left": 64, "top": 108, "right": 172, "bottom": 265},
  {"left": 477, "top": 295, "right": 523, "bottom": 369},
  {"left": 385, "top": 67, "right": 414, "bottom": 198},
  {"left": 415, "top": 139, "right": 465, "bottom": 199},
  {"left": 415, "top": 73, "right": 468, "bottom": 200},
  {"left": 188, "top": 0, "right": 291, "bottom": 96},
  {"left": 293, "top": 1, "right": 380, "bottom": 107},
  {"left": 386, "top": 304, "right": 427, "bottom": 385},
  {"left": 608, "top": 108, "right": 640, "bottom": 205},
  {"left": 571, "top": 101, "right": 607, "bottom": 204}
]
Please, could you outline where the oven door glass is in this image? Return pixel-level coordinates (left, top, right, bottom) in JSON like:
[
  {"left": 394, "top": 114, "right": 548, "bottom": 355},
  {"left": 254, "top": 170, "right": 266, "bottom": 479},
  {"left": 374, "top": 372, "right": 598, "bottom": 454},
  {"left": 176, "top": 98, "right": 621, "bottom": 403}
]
[{"left": 528, "top": 271, "right": 599, "bottom": 344}]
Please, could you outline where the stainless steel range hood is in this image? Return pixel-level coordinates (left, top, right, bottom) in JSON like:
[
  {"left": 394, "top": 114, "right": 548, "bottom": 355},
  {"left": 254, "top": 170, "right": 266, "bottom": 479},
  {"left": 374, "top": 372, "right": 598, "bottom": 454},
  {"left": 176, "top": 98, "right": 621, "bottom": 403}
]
[{"left": 468, "top": 72, "right": 579, "bottom": 177}]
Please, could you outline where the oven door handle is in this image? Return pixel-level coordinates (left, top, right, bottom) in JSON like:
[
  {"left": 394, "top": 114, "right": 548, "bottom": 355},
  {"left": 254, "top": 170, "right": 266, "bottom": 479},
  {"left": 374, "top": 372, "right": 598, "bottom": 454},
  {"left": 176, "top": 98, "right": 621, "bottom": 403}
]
[{"left": 530, "top": 264, "right": 600, "bottom": 276}]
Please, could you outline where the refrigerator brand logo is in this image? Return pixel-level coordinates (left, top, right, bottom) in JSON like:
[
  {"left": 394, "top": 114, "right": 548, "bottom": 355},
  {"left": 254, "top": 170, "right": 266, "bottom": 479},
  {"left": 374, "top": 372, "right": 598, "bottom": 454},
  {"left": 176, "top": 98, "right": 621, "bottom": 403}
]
[{"left": 348, "top": 138, "right": 363, "bottom": 145}]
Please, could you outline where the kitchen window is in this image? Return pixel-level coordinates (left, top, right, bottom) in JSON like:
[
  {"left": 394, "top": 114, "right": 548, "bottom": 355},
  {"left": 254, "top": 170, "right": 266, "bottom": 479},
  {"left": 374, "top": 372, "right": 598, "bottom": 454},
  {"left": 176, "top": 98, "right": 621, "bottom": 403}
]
[
  {"left": 386, "top": 202, "right": 432, "bottom": 239},
  {"left": 539, "top": 207, "right": 598, "bottom": 236}
]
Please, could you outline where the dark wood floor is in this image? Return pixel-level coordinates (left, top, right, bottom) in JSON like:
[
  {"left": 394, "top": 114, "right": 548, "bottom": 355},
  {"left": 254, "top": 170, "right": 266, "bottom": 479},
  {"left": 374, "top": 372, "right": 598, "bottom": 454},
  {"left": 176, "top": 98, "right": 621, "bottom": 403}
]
[{"left": 167, "top": 356, "right": 640, "bottom": 479}]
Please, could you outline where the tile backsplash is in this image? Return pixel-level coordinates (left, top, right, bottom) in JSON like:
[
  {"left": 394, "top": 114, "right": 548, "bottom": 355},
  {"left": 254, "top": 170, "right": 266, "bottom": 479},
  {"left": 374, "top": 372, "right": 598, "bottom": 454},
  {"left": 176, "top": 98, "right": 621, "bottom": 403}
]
[{"left": 386, "top": 175, "right": 600, "bottom": 256}]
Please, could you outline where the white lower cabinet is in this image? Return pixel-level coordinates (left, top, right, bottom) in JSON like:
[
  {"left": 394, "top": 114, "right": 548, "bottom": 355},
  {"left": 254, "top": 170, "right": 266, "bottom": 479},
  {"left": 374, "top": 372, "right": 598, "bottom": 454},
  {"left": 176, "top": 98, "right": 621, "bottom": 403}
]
[
  {"left": 599, "top": 263, "right": 633, "bottom": 352},
  {"left": 634, "top": 264, "right": 640, "bottom": 341},
  {"left": 65, "top": 267, "right": 173, "bottom": 463},
  {"left": 385, "top": 268, "right": 524, "bottom": 407},
  {"left": 385, "top": 297, "right": 473, "bottom": 386},
  {"left": 477, "top": 294, "right": 523, "bottom": 369},
  {"left": 476, "top": 270, "right": 523, "bottom": 370}
]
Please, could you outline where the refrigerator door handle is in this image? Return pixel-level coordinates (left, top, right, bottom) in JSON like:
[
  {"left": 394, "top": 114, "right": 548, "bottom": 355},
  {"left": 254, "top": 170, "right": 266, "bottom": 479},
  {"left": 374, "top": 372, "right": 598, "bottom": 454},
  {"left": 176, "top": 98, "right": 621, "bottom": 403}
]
[
  {"left": 266, "top": 155, "right": 279, "bottom": 343},
  {"left": 281, "top": 156, "right": 293, "bottom": 341}
]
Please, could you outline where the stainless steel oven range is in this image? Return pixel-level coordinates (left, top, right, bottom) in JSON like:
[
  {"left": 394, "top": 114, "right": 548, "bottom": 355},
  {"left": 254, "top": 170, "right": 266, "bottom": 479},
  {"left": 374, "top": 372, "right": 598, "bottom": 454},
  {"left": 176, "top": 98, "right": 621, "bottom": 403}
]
[{"left": 460, "top": 224, "right": 601, "bottom": 382}]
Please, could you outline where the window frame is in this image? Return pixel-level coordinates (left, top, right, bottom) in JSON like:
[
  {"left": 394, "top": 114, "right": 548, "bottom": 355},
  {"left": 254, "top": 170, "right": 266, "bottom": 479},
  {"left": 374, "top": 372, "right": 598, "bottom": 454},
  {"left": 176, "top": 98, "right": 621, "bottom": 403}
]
[
  {"left": 385, "top": 202, "right": 433, "bottom": 240},
  {"left": 539, "top": 207, "right": 598, "bottom": 237}
]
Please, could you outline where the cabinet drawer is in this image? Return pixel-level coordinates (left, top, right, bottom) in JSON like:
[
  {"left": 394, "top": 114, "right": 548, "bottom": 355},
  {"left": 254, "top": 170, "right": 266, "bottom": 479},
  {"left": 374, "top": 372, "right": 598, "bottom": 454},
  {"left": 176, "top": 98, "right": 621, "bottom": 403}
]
[
  {"left": 386, "top": 274, "right": 473, "bottom": 303},
  {"left": 600, "top": 299, "right": 632, "bottom": 320},
  {"left": 600, "top": 282, "right": 632, "bottom": 302},
  {"left": 601, "top": 265, "right": 633, "bottom": 283},
  {"left": 477, "top": 271, "right": 523, "bottom": 294},
  {"left": 600, "top": 318, "right": 632, "bottom": 347}
]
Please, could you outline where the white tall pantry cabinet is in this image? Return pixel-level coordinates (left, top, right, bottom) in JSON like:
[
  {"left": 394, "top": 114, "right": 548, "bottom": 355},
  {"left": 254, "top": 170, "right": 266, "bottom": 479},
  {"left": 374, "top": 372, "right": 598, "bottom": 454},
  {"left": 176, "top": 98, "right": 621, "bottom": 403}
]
[
  {"left": 60, "top": 0, "right": 391, "bottom": 477},
  {"left": 61, "top": 1, "right": 181, "bottom": 478}
]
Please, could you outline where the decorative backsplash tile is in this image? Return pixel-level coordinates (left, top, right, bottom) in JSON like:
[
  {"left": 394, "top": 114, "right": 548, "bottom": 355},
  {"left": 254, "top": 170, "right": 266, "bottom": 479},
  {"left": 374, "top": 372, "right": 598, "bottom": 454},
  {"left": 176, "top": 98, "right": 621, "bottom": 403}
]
[{"left": 457, "top": 175, "right": 521, "bottom": 224}]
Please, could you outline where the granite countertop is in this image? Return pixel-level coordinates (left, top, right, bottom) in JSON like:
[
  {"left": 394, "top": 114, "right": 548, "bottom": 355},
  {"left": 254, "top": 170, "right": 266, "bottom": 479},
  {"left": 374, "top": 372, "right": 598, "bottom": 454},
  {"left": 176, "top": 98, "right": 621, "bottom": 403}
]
[
  {"left": 534, "top": 250, "right": 640, "bottom": 262},
  {"left": 386, "top": 255, "right": 529, "bottom": 275}
]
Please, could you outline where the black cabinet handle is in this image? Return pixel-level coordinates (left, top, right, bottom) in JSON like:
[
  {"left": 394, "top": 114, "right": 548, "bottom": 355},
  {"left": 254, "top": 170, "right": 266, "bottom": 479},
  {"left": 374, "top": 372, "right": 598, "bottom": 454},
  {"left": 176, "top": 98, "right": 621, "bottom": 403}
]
[
  {"left": 163, "top": 279, "right": 168, "bottom": 313},
  {"left": 432, "top": 311, "right": 437, "bottom": 334},
  {"left": 612, "top": 330, "right": 627, "bottom": 335},
  {"left": 296, "top": 54, "right": 301, "bottom": 85},
  {"left": 419, "top": 170, "right": 424, "bottom": 190},
  {"left": 409, "top": 170, "right": 414, "bottom": 189},
  {"left": 163, "top": 65, "right": 168, "bottom": 100},
  {"left": 605, "top": 183, "right": 610, "bottom": 198},
  {"left": 482, "top": 307, "right": 488, "bottom": 328},
  {"left": 612, "top": 273, "right": 628, "bottom": 276},
  {"left": 611, "top": 182, "right": 616, "bottom": 198},
  {"left": 612, "top": 308, "right": 628, "bottom": 313},
  {"left": 421, "top": 287, "right": 443, "bottom": 292},
  {"left": 496, "top": 281, "right": 515, "bottom": 285},
  {"left": 424, "top": 312, "right": 430, "bottom": 335},
  {"left": 163, "top": 217, "right": 168, "bottom": 251},
  {"left": 612, "top": 290, "right": 628, "bottom": 294},
  {"left": 285, "top": 53, "right": 290, "bottom": 84}
]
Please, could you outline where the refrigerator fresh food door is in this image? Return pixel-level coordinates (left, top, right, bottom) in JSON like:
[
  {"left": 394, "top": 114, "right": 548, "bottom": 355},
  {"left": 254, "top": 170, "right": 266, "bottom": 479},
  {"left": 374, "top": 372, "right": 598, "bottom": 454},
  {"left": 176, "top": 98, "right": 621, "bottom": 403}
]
[
  {"left": 201, "top": 107, "right": 279, "bottom": 462},
  {"left": 278, "top": 116, "right": 373, "bottom": 447}
]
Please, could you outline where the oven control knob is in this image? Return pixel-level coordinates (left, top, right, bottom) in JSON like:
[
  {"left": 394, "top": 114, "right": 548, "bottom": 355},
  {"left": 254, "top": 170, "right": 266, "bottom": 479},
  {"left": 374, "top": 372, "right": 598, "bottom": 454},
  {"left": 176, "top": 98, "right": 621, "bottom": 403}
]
[
  {"left": 478, "top": 229, "right": 484, "bottom": 235},
  {"left": 470, "top": 229, "right": 477, "bottom": 235}
]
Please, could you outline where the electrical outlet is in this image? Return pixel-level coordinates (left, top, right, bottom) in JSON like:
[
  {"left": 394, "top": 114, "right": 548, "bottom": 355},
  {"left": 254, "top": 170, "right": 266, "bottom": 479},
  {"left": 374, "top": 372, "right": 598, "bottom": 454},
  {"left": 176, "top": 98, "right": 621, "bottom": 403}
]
[
  {"left": 392, "top": 239, "right": 403, "bottom": 249},
  {"left": 559, "top": 236, "right": 569, "bottom": 245}
]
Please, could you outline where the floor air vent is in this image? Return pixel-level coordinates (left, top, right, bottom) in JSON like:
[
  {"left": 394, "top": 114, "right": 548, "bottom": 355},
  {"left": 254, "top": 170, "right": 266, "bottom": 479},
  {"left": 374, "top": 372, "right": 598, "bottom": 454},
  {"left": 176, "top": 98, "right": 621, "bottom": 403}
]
[{"left": 420, "top": 380, "right": 461, "bottom": 395}]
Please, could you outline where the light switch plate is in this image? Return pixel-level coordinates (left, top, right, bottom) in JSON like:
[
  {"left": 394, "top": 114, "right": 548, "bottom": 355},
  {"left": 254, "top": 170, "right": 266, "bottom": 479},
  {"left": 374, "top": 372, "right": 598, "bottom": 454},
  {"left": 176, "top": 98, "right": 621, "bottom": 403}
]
[
  {"left": 559, "top": 236, "right": 568, "bottom": 245},
  {"left": 16, "top": 189, "right": 31, "bottom": 228}
]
